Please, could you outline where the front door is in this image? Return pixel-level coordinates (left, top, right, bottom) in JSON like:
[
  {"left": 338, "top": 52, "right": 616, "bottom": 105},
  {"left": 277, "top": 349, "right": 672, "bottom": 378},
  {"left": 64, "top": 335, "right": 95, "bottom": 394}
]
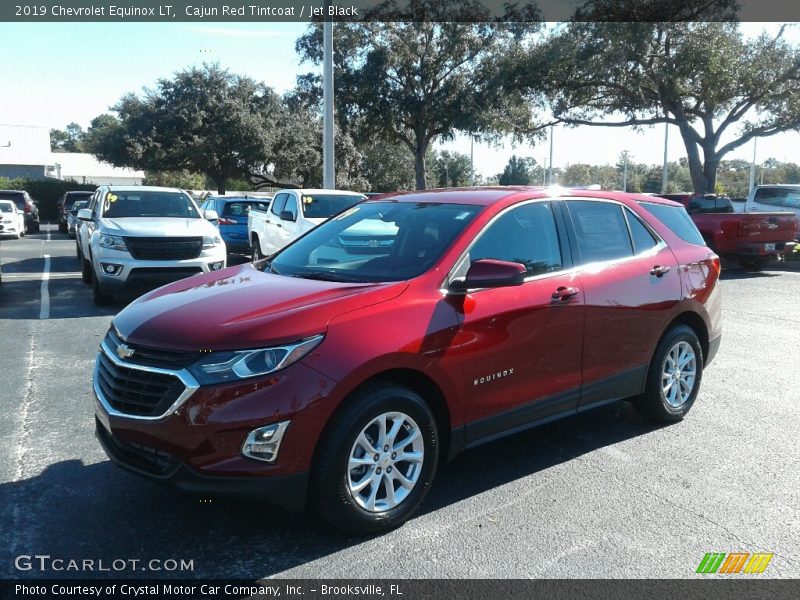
[{"left": 457, "top": 200, "right": 585, "bottom": 445}]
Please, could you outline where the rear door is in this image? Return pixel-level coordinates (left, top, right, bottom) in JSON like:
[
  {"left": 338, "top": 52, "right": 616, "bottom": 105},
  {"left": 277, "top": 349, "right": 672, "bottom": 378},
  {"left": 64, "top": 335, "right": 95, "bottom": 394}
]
[
  {"left": 458, "top": 200, "right": 585, "bottom": 445},
  {"left": 563, "top": 199, "right": 682, "bottom": 408}
]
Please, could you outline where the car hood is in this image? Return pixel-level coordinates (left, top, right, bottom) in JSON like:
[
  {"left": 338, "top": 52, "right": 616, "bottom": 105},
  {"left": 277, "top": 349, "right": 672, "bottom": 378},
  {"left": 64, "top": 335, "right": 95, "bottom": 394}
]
[
  {"left": 99, "top": 217, "right": 217, "bottom": 237},
  {"left": 113, "top": 263, "right": 408, "bottom": 351}
]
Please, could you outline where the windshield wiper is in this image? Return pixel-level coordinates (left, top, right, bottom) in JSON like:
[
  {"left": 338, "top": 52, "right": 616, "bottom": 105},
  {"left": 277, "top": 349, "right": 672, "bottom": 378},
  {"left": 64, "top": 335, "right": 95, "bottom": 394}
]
[
  {"left": 261, "top": 260, "right": 280, "bottom": 275},
  {"left": 292, "top": 270, "right": 361, "bottom": 283}
]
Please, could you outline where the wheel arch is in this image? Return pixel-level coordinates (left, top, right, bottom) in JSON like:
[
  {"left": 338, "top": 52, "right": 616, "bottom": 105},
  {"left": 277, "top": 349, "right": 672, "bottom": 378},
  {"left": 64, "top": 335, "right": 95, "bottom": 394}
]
[
  {"left": 314, "top": 368, "right": 454, "bottom": 470},
  {"left": 665, "top": 311, "right": 710, "bottom": 366}
]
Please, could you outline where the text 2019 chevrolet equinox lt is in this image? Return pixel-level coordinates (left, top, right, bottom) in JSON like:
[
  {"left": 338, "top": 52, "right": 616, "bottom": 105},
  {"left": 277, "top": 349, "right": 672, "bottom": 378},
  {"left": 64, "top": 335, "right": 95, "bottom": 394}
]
[{"left": 93, "top": 188, "right": 721, "bottom": 534}]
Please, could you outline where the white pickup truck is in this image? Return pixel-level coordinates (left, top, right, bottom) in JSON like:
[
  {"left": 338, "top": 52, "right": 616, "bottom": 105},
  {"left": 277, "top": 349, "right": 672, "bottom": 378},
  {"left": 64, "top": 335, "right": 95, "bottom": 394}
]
[{"left": 248, "top": 188, "right": 366, "bottom": 260}]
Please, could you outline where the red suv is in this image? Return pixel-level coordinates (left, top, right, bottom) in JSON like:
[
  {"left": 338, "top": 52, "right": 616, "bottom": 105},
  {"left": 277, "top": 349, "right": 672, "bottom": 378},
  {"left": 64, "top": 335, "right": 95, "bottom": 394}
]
[{"left": 93, "top": 188, "right": 721, "bottom": 533}]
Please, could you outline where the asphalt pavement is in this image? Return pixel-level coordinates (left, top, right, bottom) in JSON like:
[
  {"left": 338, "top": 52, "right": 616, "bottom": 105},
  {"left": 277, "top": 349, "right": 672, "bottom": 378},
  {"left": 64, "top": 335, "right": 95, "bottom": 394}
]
[{"left": 1, "top": 224, "right": 798, "bottom": 580}]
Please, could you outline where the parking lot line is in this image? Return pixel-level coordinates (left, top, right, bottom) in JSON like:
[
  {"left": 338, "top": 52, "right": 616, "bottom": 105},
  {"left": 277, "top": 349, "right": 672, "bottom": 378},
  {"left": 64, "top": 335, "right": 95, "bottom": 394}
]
[{"left": 39, "top": 254, "right": 50, "bottom": 320}]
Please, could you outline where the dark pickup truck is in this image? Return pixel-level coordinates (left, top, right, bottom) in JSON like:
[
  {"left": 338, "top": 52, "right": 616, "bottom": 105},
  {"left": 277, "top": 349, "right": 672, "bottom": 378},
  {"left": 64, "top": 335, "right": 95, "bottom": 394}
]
[{"left": 658, "top": 194, "right": 797, "bottom": 271}]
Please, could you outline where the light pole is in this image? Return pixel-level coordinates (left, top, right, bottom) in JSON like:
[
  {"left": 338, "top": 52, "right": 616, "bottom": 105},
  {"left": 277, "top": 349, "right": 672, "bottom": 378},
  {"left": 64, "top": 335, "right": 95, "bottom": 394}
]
[
  {"left": 622, "top": 150, "right": 630, "bottom": 192},
  {"left": 748, "top": 137, "right": 757, "bottom": 194},
  {"left": 661, "top": 122, "right": 669, "bottom": 194},
  {"left": 322, "top": 13, "right": 335, "bottom": 190},
  {"left": 547, "top": 125, "right": 554, "bottom": 185}
]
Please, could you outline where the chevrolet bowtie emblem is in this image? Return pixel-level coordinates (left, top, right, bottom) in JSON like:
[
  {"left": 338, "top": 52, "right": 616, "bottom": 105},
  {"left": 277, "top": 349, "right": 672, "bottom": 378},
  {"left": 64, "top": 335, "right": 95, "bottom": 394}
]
[{"left": 116, "top": 343, "right": 135, "bottom": 359}]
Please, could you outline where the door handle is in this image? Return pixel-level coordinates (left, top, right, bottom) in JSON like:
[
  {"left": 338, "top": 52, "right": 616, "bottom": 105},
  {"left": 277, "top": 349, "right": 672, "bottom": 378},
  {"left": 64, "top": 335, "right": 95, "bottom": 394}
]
[
  {"left": 551, "top": 286, "right": 580, "bottom": 302},
  {"left": 650, "top": 265, "right": 671, "bottom": 277},
  {"left": 276, "top": 223, "right": 282, "bottom": 228}
]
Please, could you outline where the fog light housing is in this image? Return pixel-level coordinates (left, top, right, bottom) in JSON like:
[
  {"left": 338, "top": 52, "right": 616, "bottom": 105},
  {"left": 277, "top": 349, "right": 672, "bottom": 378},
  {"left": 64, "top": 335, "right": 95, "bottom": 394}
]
[
  {"left": 101, "top": 263, "right": 122, "bottom": 275},
  {"left": 241, "top": 421, "right": 290, "bottom": 463},
  {"left": 209, "top": 261, "right": 224, "bottom": 271}
]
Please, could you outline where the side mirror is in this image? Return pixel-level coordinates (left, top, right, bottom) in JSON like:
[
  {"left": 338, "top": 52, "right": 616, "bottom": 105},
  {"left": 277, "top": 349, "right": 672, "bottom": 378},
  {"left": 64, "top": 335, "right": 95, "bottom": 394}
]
[
  {"left": 449, "top": 259, "right": 527, "bottom": 293},
  {"left": 204, "top": 209, "right": 219, "bottom": 221},
  {"left": 77, "top": 208, "right": 93, "bottom": 221},
  {"left": 279, "top": 210, "right": 296, "bottom": 222}
]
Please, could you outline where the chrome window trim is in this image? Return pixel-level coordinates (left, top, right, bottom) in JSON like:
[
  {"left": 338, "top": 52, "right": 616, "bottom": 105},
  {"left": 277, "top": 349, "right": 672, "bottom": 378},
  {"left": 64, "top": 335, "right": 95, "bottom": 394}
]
[
  {"left": 94, "top": 339, "right": 200, "bottom": 421},
  {"left": 442, "top": 196, "right": 670, "bottom": 294}
]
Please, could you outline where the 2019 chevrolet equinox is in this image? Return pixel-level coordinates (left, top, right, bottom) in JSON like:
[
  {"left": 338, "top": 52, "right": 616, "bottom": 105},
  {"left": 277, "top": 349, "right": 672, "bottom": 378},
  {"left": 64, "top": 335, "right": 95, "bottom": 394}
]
[{"left": 93, "top": 187, "right": 721, "bottom": 534}]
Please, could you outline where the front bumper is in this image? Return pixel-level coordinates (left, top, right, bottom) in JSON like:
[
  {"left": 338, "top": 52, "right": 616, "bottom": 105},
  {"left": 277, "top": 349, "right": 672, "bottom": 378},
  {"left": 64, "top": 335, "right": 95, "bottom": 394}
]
[
  {"left": 92, "top": 345, "right": 339, "bottom": 509},
  {"left": 93, "top": 249, "right": 227, "bottom": 293},
  {"left": 95, "top": 418, "right": 308, "bottom": 511}
]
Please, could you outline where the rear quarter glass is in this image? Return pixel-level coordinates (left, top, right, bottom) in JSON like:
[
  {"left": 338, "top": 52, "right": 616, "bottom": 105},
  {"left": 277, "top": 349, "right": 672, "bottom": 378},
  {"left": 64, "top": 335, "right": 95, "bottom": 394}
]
[{"left": 638, "top": 201, "right": 705, "bottom": 246}]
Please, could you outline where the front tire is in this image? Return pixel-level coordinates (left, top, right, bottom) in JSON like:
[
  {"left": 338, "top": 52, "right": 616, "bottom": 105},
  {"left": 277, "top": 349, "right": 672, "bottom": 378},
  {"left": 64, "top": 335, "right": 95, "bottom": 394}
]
[
  {"left": 92, "top": 273, "right": 113, "bottom": 306},
  {"left": 634, "top": 325, "right": 703, "bottom": 423},
  {"left": 310, "top": 384, "right": 439, "bottom": 535},
  {"left": 81, "top": 256, "right": 93, "bottom": 283},
  {"left": 251, "top": 238, "right": 264, "bottom": 263}
]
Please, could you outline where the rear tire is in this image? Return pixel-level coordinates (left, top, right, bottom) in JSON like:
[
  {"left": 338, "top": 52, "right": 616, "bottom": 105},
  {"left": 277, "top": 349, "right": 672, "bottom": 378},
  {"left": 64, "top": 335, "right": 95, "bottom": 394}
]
[
  {"left": 634, "top": 325, "right": 703, "bottom": 423},
  {"left": 81, "top": 256, "right": 93, "bottom": 284},
  {"left": 310, "top": 384, "right": 439, "bottom": 535},
  {"left": 739, "top": 256, "right": 769, "bottom": 271},
  {"left": 92, "top": 273, "right": 113, "bottom": 306},
  {"left": 59, "top": 222, "right": 67, "bottom": 233}
]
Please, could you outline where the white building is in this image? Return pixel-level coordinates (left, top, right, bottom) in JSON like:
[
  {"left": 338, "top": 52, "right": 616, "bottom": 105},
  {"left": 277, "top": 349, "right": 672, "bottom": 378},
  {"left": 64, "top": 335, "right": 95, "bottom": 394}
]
[{"left": 0, "top": 124, "right": 144, "bottom": 185}]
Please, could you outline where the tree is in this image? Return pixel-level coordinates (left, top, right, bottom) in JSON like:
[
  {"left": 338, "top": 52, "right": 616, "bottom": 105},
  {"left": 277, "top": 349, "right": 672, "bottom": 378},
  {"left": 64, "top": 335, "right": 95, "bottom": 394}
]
[
  {"left": 50, "top": 122, "right": 86, "bottom": 152},
  {"left": 296, "top": 1, "right": 543, "bottom": 190},
  {"left": 562, "top": 163, "right": 592, "bottom": 186},
  {"left": 518, "top": 22, "right": 800, "bottom": 194},
  {"left": 428, "top": 150, "right": 474, "bottom": 188},
  {"left": 498, "top": 155, "right": 539, "bottom": 185},
  {"left": 85, "top": 64, "right": 285, "bottom": 194}
]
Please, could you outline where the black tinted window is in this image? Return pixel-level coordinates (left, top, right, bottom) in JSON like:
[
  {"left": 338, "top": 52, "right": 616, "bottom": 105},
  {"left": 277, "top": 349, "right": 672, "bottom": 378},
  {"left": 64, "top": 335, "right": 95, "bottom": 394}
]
[
  {"left": 567, "top": 201, "right": 633, "bottom": 263},
  {"left": 0, "top": 192, "right": 25, "bottom": 209},
  {"left": 222, "top": 200, "right": 269, "bottom": 217},
  {"left": 283, "top": 195, "right": 298, "bottom": 220},
  {"left": 470, "top": 202, "right": 562, "bottom": 276},
  {"left": 688, "top": 196, "right": 734, "bottom": 214},
  {"left": 625, "top": 209, "right": 658, "bottom": 254},
  {"left": 271, "top": 193, "right": 288, "bottom": 216},
  {"left": 302, "top": 194, "right": 363, "bottom": 219},
  {"left": 639, "top": 202, "right": 705, "bottom": 246},
  {"left": 753, "top": 187, "right": 800, "bottom": 208}
]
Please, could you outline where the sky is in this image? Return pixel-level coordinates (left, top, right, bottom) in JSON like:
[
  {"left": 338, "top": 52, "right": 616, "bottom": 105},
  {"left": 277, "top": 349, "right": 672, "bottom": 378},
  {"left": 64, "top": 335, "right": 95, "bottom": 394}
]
[{"left": 1, "top": 21, "right": 799, "bottom": 179}]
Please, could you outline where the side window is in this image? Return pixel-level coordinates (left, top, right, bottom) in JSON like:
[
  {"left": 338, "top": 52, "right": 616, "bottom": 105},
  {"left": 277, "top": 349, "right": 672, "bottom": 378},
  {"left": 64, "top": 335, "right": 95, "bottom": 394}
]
[
  {"left": 270, "top": 193, "right": 288, "bottom": 217},
  {"left": 567, "top": 200, "right": 633, "bottom": 263},
  {"left": 470, "top": 202, "right": 563, "bottom": 276},
  {"left": 754, "top": 187, "right": 800, "bottom": 208},
  {"left": 625, "top": 208, "right": 658, "bottom": 254},
  {"left": 283, "top": 195, "right": 298, "bottom": 220},
  {"left": 91, "top": 191, "right": 103, "bottom": 218}
]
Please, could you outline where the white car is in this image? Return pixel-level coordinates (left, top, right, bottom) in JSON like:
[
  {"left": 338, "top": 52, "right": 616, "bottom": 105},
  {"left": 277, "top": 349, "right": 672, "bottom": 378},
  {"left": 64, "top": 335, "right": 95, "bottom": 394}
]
[
  {"left": 77, "top": 185, "right": 226, "bottom": 306},
  {"left": 248, "top": 188, "right": 366, "bottom": 260},
  {"left": 0, "top": 200, "right": 25, "bottom": 238}
]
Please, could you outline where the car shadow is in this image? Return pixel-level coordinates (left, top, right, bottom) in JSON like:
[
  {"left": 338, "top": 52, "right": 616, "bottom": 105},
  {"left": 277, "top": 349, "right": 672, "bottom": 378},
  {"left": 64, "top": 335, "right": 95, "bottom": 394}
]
[{"left": 0, "top": 401, "right": 660, "bottom": 580}]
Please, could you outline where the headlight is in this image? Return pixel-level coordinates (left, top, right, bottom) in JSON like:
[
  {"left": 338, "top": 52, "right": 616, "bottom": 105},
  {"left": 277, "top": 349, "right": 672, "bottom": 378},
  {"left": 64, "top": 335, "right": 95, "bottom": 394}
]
[
  {"left": 202, "top": 235, "right": 222, "bottom": 248},
  {"left": 187, "top": 335, "right": 324, "bottom": 385},
  {"left": 98, "top": 234, "right": 126, "bottom": 251}
]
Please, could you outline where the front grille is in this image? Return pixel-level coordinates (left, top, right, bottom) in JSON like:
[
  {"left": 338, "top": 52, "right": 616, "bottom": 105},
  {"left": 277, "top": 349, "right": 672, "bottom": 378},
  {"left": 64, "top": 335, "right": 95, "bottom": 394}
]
[
  {"left": 124, "top": 236, "right": 203, "bottom": 260},
  {"left": 97, "top": 351, "right": 186, "bottom": 417},
  {"left": 105, "top": 328, "right": 199, "bottom": 369}
]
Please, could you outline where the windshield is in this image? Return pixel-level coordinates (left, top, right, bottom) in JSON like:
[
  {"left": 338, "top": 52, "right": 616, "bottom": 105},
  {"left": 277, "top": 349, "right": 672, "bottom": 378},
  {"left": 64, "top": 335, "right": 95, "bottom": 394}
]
[
  {"left": 64, "top": 193, "right": 93, "bottom": 208},
  {"left": 301, "top": 194, "right": 364, "bottom": 219},
  {"left": 269, "top": 201, "right": 480, "bottom": 283},
  {"left": 221, "top": 200, "right": 270, "bottom": 216},
  {"left": 101, "top": 191, "right": 200, "bottom": 219},
  {"left": 0, "top": 202, "right": 13, "bottom": 213}
]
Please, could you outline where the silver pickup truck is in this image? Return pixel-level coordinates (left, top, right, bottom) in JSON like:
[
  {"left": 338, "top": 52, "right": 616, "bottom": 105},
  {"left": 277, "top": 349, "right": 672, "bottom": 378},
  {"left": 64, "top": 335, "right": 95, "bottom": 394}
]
[{"left": 77, "top": 185, "right": 227, "bottom": 306}]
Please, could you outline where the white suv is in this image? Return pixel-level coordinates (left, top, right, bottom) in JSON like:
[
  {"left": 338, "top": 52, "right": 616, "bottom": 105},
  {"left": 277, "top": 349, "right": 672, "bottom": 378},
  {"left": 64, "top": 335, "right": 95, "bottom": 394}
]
[{"left": 77, "top": 186, "right": 227, "bottom": 305}]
